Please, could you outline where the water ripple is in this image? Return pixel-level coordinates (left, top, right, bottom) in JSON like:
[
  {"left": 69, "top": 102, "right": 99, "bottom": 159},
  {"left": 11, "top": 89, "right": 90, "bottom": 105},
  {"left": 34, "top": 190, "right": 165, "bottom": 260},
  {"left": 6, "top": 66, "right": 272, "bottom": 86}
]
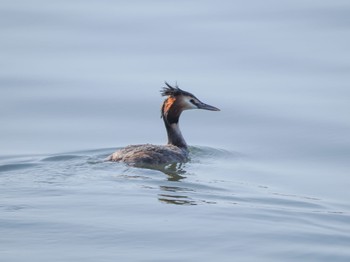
[
  {"left": 41, "top": 155, "right": 83, "bottom": 162},
  {"left": 0, "top": 163, "right": 39, "bottom": 173}
]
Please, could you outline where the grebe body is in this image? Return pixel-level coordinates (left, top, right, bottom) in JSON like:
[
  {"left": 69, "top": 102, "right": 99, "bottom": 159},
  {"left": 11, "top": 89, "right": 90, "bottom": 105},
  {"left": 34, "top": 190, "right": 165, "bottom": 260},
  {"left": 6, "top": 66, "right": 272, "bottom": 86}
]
[
  {"left": 108, "top": 82, "right": 220, "bottom": 166},
  {"left": 108, "top": 144, "right": 188, "bottom": 166}
]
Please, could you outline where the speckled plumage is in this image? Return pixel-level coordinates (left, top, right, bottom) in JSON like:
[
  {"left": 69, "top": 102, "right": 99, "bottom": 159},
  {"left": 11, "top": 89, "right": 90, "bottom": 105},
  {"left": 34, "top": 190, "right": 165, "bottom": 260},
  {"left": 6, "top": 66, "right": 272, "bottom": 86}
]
[{"left": 108, "top": 144, "right": 188, "bottom": 166}]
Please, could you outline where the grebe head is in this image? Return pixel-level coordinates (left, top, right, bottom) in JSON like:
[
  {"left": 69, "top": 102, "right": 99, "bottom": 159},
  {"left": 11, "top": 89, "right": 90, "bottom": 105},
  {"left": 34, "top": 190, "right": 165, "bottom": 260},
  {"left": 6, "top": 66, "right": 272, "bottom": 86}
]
[
  {"left": 160, "top": 82, "right": 220, "bottom": 149},
  {"left": 161, "top": 82, "right": 220, "bottom": 123}
]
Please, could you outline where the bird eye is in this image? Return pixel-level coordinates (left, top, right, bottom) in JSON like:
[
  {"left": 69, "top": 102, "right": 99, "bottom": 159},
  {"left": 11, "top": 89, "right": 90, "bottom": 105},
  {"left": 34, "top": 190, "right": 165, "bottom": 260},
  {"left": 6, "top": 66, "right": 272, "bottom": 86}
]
[{"left": 190, "top": 99, "right": 195, "bottom": 104}]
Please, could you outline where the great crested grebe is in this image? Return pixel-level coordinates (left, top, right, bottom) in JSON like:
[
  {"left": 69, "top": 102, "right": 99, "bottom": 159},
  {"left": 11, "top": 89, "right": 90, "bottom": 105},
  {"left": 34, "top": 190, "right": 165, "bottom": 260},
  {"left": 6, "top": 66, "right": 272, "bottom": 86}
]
[{"left": 108, "top": 82, "right": 220, "bottom": 166}]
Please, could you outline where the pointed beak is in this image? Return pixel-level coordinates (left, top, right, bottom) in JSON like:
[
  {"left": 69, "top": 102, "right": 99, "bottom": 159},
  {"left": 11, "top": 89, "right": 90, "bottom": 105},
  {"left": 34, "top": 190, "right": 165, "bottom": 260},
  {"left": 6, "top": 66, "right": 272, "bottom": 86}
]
[{"left": 197, "top": 101, "right": 220, "bottom": 111}]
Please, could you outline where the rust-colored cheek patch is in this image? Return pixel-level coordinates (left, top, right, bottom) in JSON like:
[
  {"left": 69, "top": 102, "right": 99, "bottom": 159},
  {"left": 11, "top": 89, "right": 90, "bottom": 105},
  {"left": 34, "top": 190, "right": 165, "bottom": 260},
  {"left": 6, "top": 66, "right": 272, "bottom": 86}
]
[{"left": 164, "top": 97, "right": 176, "bottom": 113}]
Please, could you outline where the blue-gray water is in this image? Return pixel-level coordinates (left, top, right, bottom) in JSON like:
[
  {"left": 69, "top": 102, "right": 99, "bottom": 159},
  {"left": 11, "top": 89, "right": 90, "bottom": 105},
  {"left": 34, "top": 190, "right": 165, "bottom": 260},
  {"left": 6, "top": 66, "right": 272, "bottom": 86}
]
[{"left": 1, "top": 1, "right": 350, "bottom": 261}]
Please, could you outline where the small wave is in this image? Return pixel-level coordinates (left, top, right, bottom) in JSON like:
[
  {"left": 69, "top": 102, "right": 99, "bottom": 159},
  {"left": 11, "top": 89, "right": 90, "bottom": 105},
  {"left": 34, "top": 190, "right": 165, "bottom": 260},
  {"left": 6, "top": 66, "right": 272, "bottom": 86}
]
[
  {"left": 41, "top": 155, "right": 83, "bottom": 162},
  {"left": 189, "top": 145, "right": 240, "bottom": 163},
  {"left": 0, "top": 163, "right": 38, "bottom": 173},
  {"left": 243, "top": 196, "right": 325, "bottom": 210},
  {"left": 63, "top": 148, "right": 115, "bottom": 156}
]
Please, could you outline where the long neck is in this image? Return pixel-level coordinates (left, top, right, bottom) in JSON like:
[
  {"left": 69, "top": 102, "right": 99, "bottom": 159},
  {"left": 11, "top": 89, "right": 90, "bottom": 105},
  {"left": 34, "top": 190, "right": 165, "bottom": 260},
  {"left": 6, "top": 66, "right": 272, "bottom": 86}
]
[
  {"left": 163, "top": 120, "right": 187, "bottom": 149},
  {"left": 161, "top": 100, "right": 187, "bottom": 149}
]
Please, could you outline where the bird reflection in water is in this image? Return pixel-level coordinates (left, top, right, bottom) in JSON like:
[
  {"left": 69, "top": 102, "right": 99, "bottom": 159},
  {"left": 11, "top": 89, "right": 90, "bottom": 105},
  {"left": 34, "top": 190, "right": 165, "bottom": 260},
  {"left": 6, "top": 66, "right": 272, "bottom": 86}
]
[
  {"left": 158, "top": 185, "right": 197, "bottom": 206},
  {"left": 141, "top": 163, "right": 198, "bottom": 205}
]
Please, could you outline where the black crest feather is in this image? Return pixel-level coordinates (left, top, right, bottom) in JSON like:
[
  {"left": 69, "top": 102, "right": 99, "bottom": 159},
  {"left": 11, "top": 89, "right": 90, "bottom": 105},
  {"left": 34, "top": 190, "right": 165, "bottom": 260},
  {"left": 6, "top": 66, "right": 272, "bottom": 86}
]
[{"left": 160, "top": 81, "right": 193, "bottom": 97}]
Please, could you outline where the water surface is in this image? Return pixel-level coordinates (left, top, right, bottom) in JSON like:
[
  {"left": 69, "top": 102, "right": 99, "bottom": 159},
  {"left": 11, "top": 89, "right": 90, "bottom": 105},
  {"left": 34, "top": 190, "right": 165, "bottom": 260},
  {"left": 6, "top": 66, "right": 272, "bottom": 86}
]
[{"left": 1, "top": 0, "right": 350, "bottom": 261}]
